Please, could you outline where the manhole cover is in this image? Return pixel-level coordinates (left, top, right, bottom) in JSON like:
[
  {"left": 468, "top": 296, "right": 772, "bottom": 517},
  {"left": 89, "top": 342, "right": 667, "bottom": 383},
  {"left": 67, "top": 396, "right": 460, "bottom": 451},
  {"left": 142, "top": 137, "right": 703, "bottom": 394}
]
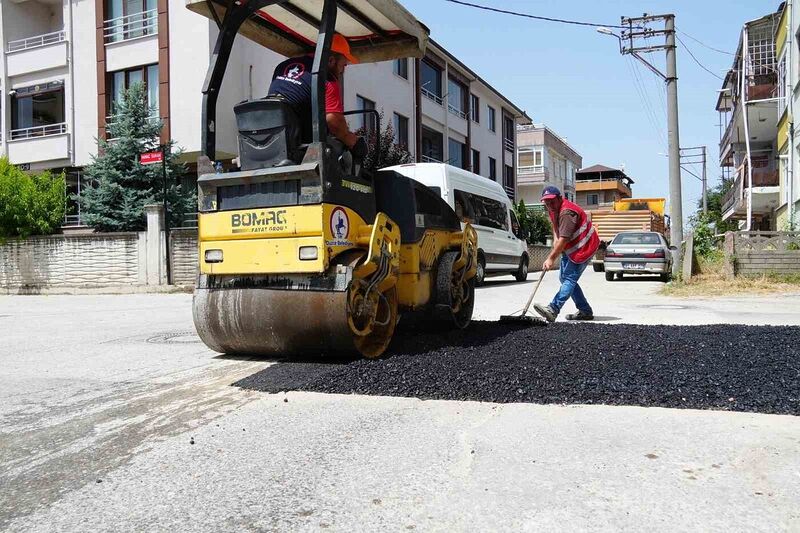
[
  {"left": 646, "top": 305, "right": 689, "bottom": 310},
  {"left": 146, "top": 331, "right": 202, "bottom": 344}
]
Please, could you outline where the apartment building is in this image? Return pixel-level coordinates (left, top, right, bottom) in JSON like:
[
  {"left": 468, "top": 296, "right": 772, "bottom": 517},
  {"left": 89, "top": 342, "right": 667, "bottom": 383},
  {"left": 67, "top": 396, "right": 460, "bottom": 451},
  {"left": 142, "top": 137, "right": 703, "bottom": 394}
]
[
  {"left": 775, "top": 0, "right": 800, "bottom": 229},
  {"left": 574, "top": 164, "right": 633, "bottom": 211},
  {"left": 716, "top": 5, "right": 784, "bottom": 230},
  {"left": 0, "top": 2, "right": 529, "bottom": 226},
  {"left": 516, "top": 123, "right": 582, "bottom": 205},
  {"left": 343, "top": 39, "right": 530, "bottom": 200}
]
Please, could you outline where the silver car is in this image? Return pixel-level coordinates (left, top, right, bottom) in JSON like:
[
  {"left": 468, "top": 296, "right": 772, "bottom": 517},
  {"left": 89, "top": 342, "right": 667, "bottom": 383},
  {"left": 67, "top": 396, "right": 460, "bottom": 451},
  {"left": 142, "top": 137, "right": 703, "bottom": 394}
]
[{"left": 603, "top": 231, "right": 674, "bottom": 282}]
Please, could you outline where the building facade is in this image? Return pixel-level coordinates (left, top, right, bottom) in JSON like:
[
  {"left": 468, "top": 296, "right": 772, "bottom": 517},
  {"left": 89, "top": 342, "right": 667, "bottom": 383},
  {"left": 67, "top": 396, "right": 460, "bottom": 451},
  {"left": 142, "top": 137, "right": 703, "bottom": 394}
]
[
  {"left": 0, "top": 2, "right": 529, "bottom": 227},
  {"left": 775, "top": 0, "right": 800, "bottom": 230},
  {"left": 573, "top": 164, "right": 633, "bottom": 211},
  {"left": 516, "top": 123, "right": 581, "bottom": 205},
  {"left": 716, "top": 5, "right": 785, "bottom": 230}
]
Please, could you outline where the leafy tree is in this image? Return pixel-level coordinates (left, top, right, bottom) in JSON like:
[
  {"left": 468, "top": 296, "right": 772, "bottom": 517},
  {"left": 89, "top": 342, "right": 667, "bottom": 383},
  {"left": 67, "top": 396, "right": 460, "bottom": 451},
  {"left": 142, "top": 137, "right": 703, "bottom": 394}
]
[
  {"left": 78, "top": 83, "right": 194, "bottom": 232},
  {"left": 355, "top": 111, "right": 412, "bottom": 173},
  {"left": 513, "top": 199, "right": 550, "bottom": 245},
  {"left": 689, "top": 179, "right": 738, "bottom": 258},
  {"left": 0, "top": 157, "right": 65, "bottom": 240}
]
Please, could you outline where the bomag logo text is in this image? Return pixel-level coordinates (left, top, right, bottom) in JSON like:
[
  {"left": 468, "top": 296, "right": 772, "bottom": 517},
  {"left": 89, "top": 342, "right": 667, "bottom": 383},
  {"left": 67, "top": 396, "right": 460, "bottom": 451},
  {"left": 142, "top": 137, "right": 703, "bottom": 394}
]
[{"left": 231, "top": 210, "right": 288, "bottom": 233}]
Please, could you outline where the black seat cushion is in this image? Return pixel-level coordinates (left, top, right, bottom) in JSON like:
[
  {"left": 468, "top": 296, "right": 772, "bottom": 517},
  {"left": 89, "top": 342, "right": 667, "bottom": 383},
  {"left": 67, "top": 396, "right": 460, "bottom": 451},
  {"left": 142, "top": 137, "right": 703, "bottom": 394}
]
[{"left": 234, "top": 98, "right": 304, "bottom": 170}]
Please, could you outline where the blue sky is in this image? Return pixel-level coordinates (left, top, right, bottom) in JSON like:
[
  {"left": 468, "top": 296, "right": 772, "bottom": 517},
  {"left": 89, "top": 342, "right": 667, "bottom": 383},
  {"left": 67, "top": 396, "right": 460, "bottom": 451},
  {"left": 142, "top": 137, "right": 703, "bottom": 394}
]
[{"left": 401, "top": 0, "right": 778, "bottom": 220}]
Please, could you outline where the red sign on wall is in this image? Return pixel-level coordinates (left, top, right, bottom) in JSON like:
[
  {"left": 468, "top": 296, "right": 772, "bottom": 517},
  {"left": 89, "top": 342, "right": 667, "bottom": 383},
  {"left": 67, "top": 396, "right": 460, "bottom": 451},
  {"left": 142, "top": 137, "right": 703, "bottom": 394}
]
[{"left": 140, "top": 151, "right": 163, "bottom": 165}]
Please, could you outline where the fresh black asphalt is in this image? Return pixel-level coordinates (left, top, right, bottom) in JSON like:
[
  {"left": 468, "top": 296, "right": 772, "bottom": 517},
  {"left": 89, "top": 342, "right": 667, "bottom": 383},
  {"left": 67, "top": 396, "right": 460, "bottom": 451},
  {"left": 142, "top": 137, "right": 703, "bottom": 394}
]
[{"left": 234, "top": 322, "right": 800, "bottom": 415}]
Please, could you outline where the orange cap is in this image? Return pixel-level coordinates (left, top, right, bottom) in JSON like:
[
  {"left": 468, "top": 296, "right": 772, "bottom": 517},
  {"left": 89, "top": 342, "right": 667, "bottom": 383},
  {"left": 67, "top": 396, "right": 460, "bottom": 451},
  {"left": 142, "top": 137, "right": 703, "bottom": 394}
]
[{"left": 331, "top": 34, "right": 358, "bottom": 64}]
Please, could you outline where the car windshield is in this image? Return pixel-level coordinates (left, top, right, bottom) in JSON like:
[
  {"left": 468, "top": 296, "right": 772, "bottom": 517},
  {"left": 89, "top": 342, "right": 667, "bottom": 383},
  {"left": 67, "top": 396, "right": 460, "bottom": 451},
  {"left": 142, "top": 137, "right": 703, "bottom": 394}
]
[{"left": 612, "top": 233, "right": 661, "bottom": 245}]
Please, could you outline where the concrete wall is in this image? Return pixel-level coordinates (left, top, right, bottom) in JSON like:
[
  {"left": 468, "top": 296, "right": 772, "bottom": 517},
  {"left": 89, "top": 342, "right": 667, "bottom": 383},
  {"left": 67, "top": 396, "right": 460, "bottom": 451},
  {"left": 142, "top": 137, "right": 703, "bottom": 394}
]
[
  {"left": 0, "top": 233, "right": 145, "bottom": 289},
  {"left": 726, "top": 231, "right": 800, "bottom": 276},
  {"left": 526, "top": 244, "right": 550, "bottom": 272},
  {"left": 170, "top": 229, "right": 198, "bottom": 286}
]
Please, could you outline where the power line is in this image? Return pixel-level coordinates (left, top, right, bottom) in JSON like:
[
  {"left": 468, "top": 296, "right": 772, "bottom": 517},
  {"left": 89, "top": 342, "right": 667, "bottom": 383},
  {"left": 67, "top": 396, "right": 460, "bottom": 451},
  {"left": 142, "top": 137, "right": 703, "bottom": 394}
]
[
  {"left": 677, "top": 29, "right": 734, "bottom": 56},
  {"left": 443, "top": 0, "right": 629, "bottom": 29},
  {"left": 676, "top": 34, "right": 725, "bottom": 80},
  {"left": 626, "top": 56, "right": 668, "bottom": 150}
]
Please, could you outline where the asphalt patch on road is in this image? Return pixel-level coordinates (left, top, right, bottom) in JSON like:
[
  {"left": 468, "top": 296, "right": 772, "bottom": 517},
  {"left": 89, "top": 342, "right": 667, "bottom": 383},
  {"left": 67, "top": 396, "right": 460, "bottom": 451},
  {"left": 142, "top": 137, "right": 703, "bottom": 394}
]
[{"left": 234, "top": 322, "right": 800, "bottom": 415}]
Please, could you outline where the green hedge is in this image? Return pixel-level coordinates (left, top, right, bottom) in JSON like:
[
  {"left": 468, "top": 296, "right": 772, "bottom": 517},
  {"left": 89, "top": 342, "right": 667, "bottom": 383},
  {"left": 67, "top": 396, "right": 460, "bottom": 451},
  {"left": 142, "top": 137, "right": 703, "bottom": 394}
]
[{"left": 0, "top": 157, "right": 65, "bottom": 240}]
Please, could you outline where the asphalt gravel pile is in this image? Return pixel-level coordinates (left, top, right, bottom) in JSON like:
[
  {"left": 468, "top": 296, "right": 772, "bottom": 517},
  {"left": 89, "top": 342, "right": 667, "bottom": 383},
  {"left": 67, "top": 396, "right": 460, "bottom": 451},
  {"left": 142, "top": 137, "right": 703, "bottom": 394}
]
[{"left": 234, "top": 322, "right": 800, "bottom": 415}]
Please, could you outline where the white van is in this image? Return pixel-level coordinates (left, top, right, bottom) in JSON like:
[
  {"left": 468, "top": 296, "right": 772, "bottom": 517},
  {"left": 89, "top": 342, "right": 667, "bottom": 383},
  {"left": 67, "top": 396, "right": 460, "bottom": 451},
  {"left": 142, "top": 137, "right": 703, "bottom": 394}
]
[{"left": 384, "top": 163, "right": 529, "bottom": 284}]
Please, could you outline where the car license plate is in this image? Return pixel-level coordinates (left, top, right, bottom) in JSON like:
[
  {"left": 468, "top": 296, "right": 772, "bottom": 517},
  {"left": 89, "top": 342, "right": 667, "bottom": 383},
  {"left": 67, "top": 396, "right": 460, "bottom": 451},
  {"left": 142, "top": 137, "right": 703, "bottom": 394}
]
[{"left": 623, "top": 263, "right": 645, "bottom": 270}]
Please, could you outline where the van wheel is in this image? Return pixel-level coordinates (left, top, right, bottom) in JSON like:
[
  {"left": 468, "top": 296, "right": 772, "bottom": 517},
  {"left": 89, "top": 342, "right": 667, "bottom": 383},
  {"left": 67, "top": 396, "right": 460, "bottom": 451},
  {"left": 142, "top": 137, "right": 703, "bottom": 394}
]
[
  {"left": 514, "top": 255, "right": 529, "bottom": 282},
  {"left": 475, "top": 255, "right": 486, "bottom": 286},
  {"left": 593, "top": 263, "right": 604, "bottom": 272},
  {"left": 605, "top": 272, "right": 614, "bottom": 282}
]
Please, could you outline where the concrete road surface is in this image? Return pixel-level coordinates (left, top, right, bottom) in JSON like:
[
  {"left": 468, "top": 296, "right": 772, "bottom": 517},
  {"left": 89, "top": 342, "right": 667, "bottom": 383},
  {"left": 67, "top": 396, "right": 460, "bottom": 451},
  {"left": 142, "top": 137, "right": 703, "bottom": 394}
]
[{"left": 1, "top": 270, "right": 799, "bottom": 532}]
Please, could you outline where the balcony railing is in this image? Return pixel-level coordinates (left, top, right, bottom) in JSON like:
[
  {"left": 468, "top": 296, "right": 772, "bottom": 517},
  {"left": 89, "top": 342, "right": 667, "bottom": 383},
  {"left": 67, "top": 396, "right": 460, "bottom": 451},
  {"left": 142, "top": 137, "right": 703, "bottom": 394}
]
[
  {"left": 503, "top": 138, "right": 514, "bottom": 152},
  {"left": 447, "top": 104, "right": 467, "bottom": 120},
  {"left": 104, "top": 9, "right": 158, "bottom": 44},
  {"left": 10, "top": 123, "right": 68, "bottom": 140},
  {"left": 421, "top": 88, "right": 443, "bottom": 106},
  {"left": 518, "top": 165, "right": 545, "bottom": 176},
  {"left": 7, "top": 30, "right": 66, "bottom": 53},
  {"left": 421, "top": 154, "right": 443, "bottom": 163}
]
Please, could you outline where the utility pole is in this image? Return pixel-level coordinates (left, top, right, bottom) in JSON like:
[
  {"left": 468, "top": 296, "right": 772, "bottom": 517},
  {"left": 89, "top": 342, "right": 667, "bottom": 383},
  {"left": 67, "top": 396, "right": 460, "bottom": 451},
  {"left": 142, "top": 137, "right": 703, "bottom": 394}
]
[
  {"left": 599, "top": 14, "right": 684, "bottom": 275},
  {"left": 679, "top": 146, "right": 707, "bottom": 216}
]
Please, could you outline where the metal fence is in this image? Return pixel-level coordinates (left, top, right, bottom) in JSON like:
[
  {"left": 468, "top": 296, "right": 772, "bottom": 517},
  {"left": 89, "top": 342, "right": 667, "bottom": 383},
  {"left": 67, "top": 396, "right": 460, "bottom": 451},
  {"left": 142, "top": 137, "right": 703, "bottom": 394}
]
[
  {"left": 10, "top": 123, "right": 67, "bottom": 140},
  {"left": 7, "top": 30, "right": 65, "bottom": 53},
  {"left": 104, "top": 10, "right": 158, "bottom": 43}
]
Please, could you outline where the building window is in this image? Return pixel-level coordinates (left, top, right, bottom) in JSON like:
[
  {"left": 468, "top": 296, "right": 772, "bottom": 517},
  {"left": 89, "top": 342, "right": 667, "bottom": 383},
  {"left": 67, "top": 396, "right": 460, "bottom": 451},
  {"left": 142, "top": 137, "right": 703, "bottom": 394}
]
[
  {"left": 518, "top": 148, "right": 544, "bottom": 172},
  {"left": 393, "top": 112, "right": 409, "bottom": 148},
  {"left": 504, "top": 164, "right": 515, "bottom": 199},
  {"left": 587, "top": 193, "right": 599, "bottom": 205},
  {"left": 487, "top": 106, "right": 496, "bottom": 132},
  {"left": 421, "top": 127, "right": 443, "bottom": 162},
  {"left": 394, "top": 58, "right": 408, "bottom": 80},
  {"left": 503, "top": 116, "right": 515, "bottom": 151},
  {"left": 470, "top": 94, "right": 480, "bottom": 123},
  {"left": 471, "top": 149, "right": 480, "bottom": 174},
  {"left": 447, "top": 78, "right": 468, "bottom": 119},
  {"left": 421, "top": 60, "right": 442, "bottom": 104},
  {"left": 448, "top": 137, "right": 467, "bottom": 169},
  {"left": 355, "top": 94, "right": 376, "bottom": 135},
  {"left": 109, "top": 64, "right": 159, "bottom": 118},
  {"left": 105, "top": 0, "right": 158, "bottom": 43},
  {"left": 10, "top": 81, "right": 66, "bottom": 139},
  {"left": 488, "top": 156, "right": 497, "bottom": 181}
]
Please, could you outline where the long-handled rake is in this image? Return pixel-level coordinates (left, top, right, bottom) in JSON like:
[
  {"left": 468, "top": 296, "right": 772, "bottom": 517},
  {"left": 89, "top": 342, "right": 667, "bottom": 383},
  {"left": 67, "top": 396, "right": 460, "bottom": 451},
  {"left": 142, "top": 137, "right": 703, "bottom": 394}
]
[{"left": 499, "top": 269, "right": 548, "bottom": 326}]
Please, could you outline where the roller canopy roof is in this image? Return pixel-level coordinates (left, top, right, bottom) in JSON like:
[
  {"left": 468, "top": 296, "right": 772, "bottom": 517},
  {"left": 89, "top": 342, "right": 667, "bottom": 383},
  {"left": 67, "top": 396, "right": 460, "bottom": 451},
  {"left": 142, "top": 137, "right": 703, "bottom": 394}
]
[{"left": 186, "top": 0, "right": 430, "bottom": 63}]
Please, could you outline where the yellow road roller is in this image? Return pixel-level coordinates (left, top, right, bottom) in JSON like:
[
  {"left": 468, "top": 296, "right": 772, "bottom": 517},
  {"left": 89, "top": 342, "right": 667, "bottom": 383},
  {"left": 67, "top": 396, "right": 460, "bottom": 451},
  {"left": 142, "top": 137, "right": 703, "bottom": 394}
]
[{"left": 188, "top": 0, "right": 478, "bottom": 358}]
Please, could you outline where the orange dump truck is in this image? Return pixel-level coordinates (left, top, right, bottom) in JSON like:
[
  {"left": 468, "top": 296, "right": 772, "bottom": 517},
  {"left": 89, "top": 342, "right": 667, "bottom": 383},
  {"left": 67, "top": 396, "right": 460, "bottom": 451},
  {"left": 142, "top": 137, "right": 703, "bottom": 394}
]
[{"left": 589, "top": 198, "right": 668, "bottom": 272}]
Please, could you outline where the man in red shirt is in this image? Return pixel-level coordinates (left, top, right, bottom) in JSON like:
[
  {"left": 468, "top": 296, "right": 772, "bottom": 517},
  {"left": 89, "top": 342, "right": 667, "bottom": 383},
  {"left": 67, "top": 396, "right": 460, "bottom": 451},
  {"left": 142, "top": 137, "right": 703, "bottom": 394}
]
[
  {"left": 267, "top": 34, "right": 367, "bottom": 159},
  {"left": 534, "top": 186, "right": 600, "bottom": 322}
]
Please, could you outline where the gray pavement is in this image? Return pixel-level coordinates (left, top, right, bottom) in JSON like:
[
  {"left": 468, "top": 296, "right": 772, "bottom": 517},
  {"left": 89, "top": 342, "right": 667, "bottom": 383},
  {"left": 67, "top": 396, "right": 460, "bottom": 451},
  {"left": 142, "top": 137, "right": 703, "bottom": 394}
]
[{"left": 1, "top": 270, "right": 799, "bottom": 532}]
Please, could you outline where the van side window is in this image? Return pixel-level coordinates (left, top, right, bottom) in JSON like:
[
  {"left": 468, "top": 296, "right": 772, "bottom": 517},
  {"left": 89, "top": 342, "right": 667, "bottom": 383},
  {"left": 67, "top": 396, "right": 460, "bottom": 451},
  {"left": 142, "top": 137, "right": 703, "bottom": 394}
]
[
  {"left": 469, "top": 195, "right": 508, "bottom": 230},
  {"left": 454, "top": 190, "right": 475, "bottom": 224}
]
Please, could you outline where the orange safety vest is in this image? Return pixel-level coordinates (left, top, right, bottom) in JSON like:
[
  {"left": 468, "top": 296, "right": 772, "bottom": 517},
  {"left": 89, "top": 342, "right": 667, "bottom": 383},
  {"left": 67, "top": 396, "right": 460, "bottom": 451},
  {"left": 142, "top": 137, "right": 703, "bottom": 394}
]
[{"left": 548, "top": 199, "right": 600, "bottom": 264}]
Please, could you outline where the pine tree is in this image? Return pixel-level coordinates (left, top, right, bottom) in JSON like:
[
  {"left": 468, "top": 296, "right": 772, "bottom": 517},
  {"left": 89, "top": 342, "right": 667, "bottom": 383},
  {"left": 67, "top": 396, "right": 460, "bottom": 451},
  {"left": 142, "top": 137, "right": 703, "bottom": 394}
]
[{"left": 78, "top": 83, "right": 194, "bottom": 232}]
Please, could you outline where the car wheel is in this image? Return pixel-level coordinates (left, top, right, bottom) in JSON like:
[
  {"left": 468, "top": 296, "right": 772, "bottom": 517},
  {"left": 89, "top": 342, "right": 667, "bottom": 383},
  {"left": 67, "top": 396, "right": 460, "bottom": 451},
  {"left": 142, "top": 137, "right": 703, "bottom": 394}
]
[
  {"left": 514, "top": 255, "right": 529, "bottom": 282},
  {"left": 593, "top": 263, "right": 604, "bottom": 272},
  {"left": 617, "top": 272, "right": 624, "bottom": 280},
  {"left": 475, "top": 255, "right": 486, "bottom": 286},
  {"left": 605, "top": 272, "right": 614, "bottom": 282},
  {"left": 660, "top": 273, "right": 671, "bottom": 282}
]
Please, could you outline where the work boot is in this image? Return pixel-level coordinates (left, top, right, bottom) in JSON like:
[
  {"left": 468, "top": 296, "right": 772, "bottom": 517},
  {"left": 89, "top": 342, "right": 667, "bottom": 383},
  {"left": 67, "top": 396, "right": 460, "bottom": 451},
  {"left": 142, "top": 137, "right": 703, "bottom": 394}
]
[
  {"left": 533, "top": 304, "right": 557, "bottom": 323},
  {"left": 565, "top": 310, "right": 594, "bottom": 321}
]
